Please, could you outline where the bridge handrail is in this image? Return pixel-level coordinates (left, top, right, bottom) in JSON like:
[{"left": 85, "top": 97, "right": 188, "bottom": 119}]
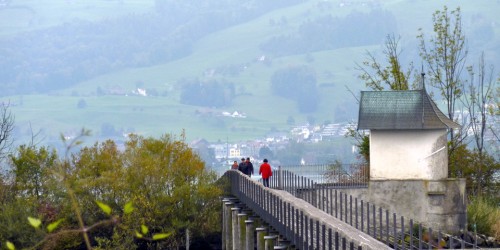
[
  {"left": 278, "top": 163, "right": 369, "bottom": 186},
  {"left": 223, "top": 170, "right": 391, "bottom": 250},
  {"left": 265, "top": 166, "right": 479, "bottom": 249}
]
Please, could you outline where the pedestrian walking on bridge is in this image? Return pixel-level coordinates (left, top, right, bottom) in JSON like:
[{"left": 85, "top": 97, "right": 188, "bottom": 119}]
[
  {"left": 244, "top": 157, "right": 254, "bottom": 177},
  {"left": 238, "top": 158, "right": 246, "bottom": 173},
  {"left": 259, "top": 159, "right": 272, "bottom": 187},
  {"left": 231, "top": 160, "right": 238, "bottom": 170}
]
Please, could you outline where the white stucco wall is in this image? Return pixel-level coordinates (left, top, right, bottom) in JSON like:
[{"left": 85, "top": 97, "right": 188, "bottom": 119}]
[{"left": 370, "top": 129, "right": 448, "bottom": 180}]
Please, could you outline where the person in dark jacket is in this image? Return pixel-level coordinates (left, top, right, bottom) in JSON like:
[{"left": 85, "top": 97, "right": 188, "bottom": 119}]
[
  {"left": 238, "top": 158, "right": 246, "bottom": 173},
  {"left": 244, "top": 157, "right": 254, "bottom": 177}
]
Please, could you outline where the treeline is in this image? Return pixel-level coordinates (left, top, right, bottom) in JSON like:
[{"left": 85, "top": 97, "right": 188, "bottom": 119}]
[
  {"left": 179, "top": 78, "right": 236, "bottom": 108},
  {"left": 0, "top": 0, "right": 304, "bottom": 96},
  {"left": 178, "top": 65, "right": 319, "bottom": 114},
  {"left": 260, "top": 9, "right": 397, "bottom": 56},
  {"left": 0, "top": 133, "right": 224, "bottom": 249},
  {"left": 271, "top": 65, "right": 319, "bottom": 113}
]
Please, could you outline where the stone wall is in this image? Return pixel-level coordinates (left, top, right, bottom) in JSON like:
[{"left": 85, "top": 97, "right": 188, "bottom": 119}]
[
  {"left": 323, "top": 179, "right": 466, "bottom": 233},
  {"left": 368, "top": 179, "right": 466, "bottom": 232}
]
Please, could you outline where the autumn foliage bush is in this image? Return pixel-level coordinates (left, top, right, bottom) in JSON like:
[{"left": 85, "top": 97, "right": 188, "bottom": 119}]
[{"left": 0, "top": 133, "right": 223, "bottom": 249}]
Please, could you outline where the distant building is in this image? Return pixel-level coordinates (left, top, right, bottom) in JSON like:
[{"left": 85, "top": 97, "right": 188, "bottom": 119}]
[
  {"left": 221, "top": 110, "right": 246, "bottom": 118},
  {"left": 135, "top": 88, "right": 147, "bottom": 96},
  {"left": 210, "top": 144, "right": 228, "bottom": 160},
  {"left": 208, "top": 143, "right": 244, "bottom": 160},
  {"left": 228, "top": 147, "right": 241, "bottom": 158}
]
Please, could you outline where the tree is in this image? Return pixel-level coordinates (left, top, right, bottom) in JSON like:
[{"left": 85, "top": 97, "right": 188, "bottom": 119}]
[
  {"left": 77, "top": 99, "right": 87, "bottom": 109},
  {"left": 417, "top": 6, "right": 500, "bottom": 197},
  {"left": 463, "top": 52, "right": 497, "bottom": 156},
  {"left": 100, "top": 123, "right": 120, "bottom": 137},
  {"left": 179, "top": 78, "right": 235, "bottom": 108},
  {"left": 259, "top": 146, "right": 273, "bottom": 159},
  {"left": 2, "top": 132, "right": 222, "bottom": 249},
  {"left": 418, "top": 6, "right": 467, "bottom": 146},
  {"left": 274, "top": 141, "right": 304, "bottom": 165},
  {"left": 459, "top": 52, "right": 500, "bottom": 196},
  {"left": 0, "top": 102, "right": 14, "bottom": 161},
  {"left": 449, "top": 144, "right": 500, "bottom": 197},
  {"left": 10, "top": 145, "right": 58, "bottom": 201},
  {"left": 344, "top": 123, "right": 370, "bottom": 164},
  {"left": 117, "top": 134, "right": 222, "bottom": 248},
  {"left": 356, "top": 34, "right": 415, "bottom": 91},
  {"left": 352, "top": 34, "right": 414, "bottom": 163},
  {"left": 270, "top": 65, "right": 319, "bottom": 113}
]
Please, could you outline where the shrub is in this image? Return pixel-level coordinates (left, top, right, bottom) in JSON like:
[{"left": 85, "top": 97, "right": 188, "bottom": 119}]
[
  {"left": 467, "top": 195, "right": 500, "bottom": 240},
  {"left": 2, "top": 132, "right": 223, "bottom": 249}
]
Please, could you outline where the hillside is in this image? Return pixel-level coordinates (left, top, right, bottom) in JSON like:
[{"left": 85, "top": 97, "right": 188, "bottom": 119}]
[{"left": 1, "top": 0, "right": 499, "bottom": 147}]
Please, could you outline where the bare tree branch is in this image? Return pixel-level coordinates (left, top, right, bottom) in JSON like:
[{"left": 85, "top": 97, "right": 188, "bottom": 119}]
[
  {"left": 344, "top": 85, "right": 360, "bottom": 104},
  {"left": 28, "top": 122, "right": 45, "bottom": 147},
  {"left": 462, "top": 52, "right": 496, "bottom": 155},
  {"left": 0, "top": 101, "right": 15, "bottom": 160}
]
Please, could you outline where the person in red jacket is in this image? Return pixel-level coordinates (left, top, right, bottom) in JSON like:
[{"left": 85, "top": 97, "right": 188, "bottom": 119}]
[
  {"left": 231, "top": 160, "right": 239, "bottom": 170},
  {"left": 259, "top": 159, "right": 272, "bottom": 187}
]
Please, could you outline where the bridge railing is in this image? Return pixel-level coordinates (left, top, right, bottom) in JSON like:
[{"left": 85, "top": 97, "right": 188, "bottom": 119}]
[
  {"left": 265, "top": 167, "right": 479, "bottom": 249},
  {"left": 275, "top": 163, "right": 369, "bottom": 186},
  {"left": 223, "top": 170, "right": 390, "bottom": 250}
]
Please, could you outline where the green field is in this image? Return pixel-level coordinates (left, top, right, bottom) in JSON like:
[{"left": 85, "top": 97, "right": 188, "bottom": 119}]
[{"left": 1, "top": 0, "right": 499, "bottom": 146}]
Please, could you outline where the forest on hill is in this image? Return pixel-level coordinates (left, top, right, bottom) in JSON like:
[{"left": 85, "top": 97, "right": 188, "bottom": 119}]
[
  {"left": 0, "top": 0, "right": 498, "bottom": 147},
  {"left": 0, "top": 0, "right": 400, "bottom": 99},
  {"left": 0, "top": 0, "right": 306, "bottom": 95}
]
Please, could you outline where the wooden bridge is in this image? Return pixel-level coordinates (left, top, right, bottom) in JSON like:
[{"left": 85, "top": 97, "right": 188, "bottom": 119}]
[{"left": 220, "top": 169, "right": 478, "bottom": 250}]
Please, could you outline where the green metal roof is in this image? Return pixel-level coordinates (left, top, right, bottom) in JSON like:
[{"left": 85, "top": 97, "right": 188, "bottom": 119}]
[{"left": 357, "top": 89, "right": 460, "bottom": 130}]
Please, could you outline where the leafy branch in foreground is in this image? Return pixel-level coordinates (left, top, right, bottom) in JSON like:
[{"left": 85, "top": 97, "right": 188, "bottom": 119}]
[{"left": 5, "top": 200, "right": 173, "bottom": 250}]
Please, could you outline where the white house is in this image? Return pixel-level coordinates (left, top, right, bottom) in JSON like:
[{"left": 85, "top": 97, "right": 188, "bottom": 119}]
[
  {"left": 355, "top": 85, "right": 466, "bottom": 233},
  {"left": 357, "top": 88, "right": 460, "bottom": 180}
]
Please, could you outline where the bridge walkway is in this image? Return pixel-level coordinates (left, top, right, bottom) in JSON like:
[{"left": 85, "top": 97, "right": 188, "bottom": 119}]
[{"left": 222, "top": 170, "right": 390, "bottom": 250}]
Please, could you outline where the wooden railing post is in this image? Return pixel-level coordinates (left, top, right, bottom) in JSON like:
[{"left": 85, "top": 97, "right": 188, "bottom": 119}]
[{"left": 278, "top": 165, "right": 283, "bottom": 190}]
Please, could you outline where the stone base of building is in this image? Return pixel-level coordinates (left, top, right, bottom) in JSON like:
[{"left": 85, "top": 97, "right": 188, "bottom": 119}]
[{"left": 364, "top": 178, "right": 466, "bottom": 233}]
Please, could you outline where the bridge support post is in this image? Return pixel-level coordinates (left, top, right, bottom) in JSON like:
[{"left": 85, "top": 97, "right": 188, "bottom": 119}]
[
  {"left": 245, "top": 220, "right": 255, "bottom": 250},
  {"left": 249, "top": 215, "right": 264, "bottom": 229},
  {"left": 256, "top": 227, "right": 267, "bottom": 250},
  {"left": 238, "top": 213, "right": 248, "bottom": 250},
  {"left": 264, "top": 235, "right": 278, "bottom": 250},
  {"left": 277, "top": 240, "right": 293, "bottom": 250},
  {"left": 274, "top": 245, "right": 289, "bottom": 250},
  {"left": 223, "top": 202, "right": 234, "bottom": 250},
  {"left": 231, "top": 207, "right": 241, "bottom": 250},
  {"left": 222, "top": 199, "right": 232, "bottom": 250}
]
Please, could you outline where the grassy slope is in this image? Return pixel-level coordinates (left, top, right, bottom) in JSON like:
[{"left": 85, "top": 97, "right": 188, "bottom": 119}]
[{"left": 2, "top": 0, "right": 499, "bottom": 146}]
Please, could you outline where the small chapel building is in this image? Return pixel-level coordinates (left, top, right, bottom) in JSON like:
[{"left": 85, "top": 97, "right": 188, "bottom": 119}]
[
  {"left": 358, "top": 87, "right": 460, "bottom": 180},
  {"left": 356, "top": 85, "right": 466, "bottom": 232}
]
